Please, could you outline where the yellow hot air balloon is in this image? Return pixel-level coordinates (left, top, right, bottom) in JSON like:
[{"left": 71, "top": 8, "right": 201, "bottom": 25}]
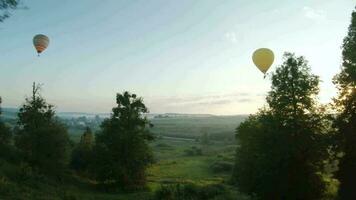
[
  {"left": 33, "top": 34, "right": 50, "bottom": 56},
  {"left": 252, "top": 48, "right": 274, "bottom": 78}
]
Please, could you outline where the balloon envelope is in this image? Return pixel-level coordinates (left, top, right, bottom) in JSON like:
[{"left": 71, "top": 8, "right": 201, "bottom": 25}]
[
  {"left": 252, "top": 48, "right": 274, "bottom": 74},
  {"left": 33, "top": 34, "right": 49, "bottom": 54}
]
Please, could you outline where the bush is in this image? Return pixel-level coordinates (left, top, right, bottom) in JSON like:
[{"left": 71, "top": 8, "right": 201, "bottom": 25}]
[
  {"left": 184, "top": 146, "right": 202, "bottom": 156},
  {"left": 70, "top": 144, "right": 92, "bottom": 173},
  {"left": 152, "top": 183, "right": 235, "bottom": 200},
  {"left": 155, "top": 143, "right": 173, "bottom": 150},
  {"left": 0, "top": 145, "right": 21, "bottom": 164},
  {"left": 61, "top": 191, "right": 78, "bottom": 200},
  {"left": 90, "top": 92, "right": 154, "bottom": 189},
  {"left": 210, "top": 161, "right": 233, "bottom": 173}
]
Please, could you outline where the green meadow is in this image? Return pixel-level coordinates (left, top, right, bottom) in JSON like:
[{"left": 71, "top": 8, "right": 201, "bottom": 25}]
[{"left": 0, "top": 115, "right": 249, "bottom": 199}]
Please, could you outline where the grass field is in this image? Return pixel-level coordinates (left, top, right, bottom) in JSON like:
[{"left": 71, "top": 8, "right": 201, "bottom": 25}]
[
  {"left": 0, "top": 137, "right": 244, "bottom": 199},
  {"left": 0, "top": 115, "right": 249, "bottom": 199},
  {"left": 0, "top": 114, "right": 338, "bottom": 199},
  {"left": 72, "top": 136, "right": 240, "bottom": 198},
  {"left": 150, "top": 115, "right": 247, "bottom": 139}
]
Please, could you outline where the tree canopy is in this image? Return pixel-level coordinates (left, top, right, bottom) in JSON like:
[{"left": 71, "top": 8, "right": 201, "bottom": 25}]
[
  {"left": 0, "top": 97, "right": 11, "bottom": 145},
  {"left": 14, "top": 83, "right": 69, "bottom": 176},
  {"left": 0, "top": 0, "right": 20, "bottom": 22},
  {"left": 70, "top": 127, "right": 93, "bottom": 173},
  {"left": 233, "top": 53, "right": 330, "bottom": 199},
  {"left": 91, "top": 91, "right": 154, "bottom": 189},
  {"left": 332, "top": 8, "right": 356, "bottom": 200}
]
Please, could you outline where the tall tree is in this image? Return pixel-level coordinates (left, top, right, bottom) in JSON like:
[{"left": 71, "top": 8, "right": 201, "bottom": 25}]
[
  {"left": 80, "top": 126, "right": 93, "bottom": 147},
  {"left": 71, "top": 127, "right": 93, "bottom": 172},
  {"left": 91, "top": 91, "right": 154, "bottom": 189},
  {"left": 232, "top": 53, "right": 329, "bottom": 199},
  {"left": 15, "top": 83, "right": 69, "bottom": 176},
  {"left": 0, "top": 0, "right": 20, "bottom": 22},
  {"left": 0, "top": 97, "right": 11, "bottom": 145},
  {"left": 332, "top": 8, "right": 356, "bottom": 200}
]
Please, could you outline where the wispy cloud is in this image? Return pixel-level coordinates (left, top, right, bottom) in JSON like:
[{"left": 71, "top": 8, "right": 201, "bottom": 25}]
[
  {"left": 144, "top": 91, "right": 267, "bottom": 114},
  {"left": 147, "top": 92, "right": 264, "bottom": 107},
  {"left": 303, "top": 6, "right": 326, "bottom": 21},
  {"left": 224, "top": 31, "right": 238, "bottom": 43}
]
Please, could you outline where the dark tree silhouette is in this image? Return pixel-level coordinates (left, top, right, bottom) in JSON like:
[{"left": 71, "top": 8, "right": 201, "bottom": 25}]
[
  {"left": 71, "top": 127, "right": 93, "bottom": 172},
  {"left": 14, "top": 83, "right": 69, "bottom": 176},
  {"left": 232, "top": 53, "right": 330, "bottom": 199},
  {"left": 332, "top": 8, "right": 356, "bottom": 200},
  {"left": 0, "top": 97, "right": 11, "bottom": 145},
  {"left": 0, "top": 0, "right": 20, "bottom": 22},
  {"left": 91, "top": 91, "right": 154, "bottom": 189}
]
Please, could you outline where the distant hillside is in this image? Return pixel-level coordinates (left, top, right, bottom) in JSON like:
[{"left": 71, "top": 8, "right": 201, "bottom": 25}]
[
  {"left": 56, "top": 112, "right": 110, "bottom": 119},
  {"left": 150, "top": 115, "right": 248, "bottom": 140},
  {"left": 154, "top": 113, "right": 214, "bottom": 118},
  {"left": 1, "top": 107, "right": 249, "bottom": 141},
  {"left": 1, "top": 107, "right": 18, "bottom": 119},
  {"left": 0, "top": 108, "right": 108, "bottom": 120},
  {"left": 1, "top": 108, "right": 224, "bottom": 120}
]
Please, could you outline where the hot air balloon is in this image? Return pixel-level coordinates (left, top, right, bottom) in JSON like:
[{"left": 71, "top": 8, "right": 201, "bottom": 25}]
[
  {"left": 252, "top": 48, "right": 274, "bottom": 78},
  {"left": 33, "top": 34, "right": 49, "bottom": 56}
]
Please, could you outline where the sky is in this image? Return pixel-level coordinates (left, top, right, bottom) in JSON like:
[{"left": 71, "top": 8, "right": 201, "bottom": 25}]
[{"left": 0, "top": 0, "right": 354, "bottom": 115}]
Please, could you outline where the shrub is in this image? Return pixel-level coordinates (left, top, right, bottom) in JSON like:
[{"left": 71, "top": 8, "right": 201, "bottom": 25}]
[
  {"left": 155, "top": 143, "right": 173, "bottom": 150},
  {"left": 210, "top": 161, "right": 233, "bottom": 173},
  {"left": 152, "top": 183, "right": 235, "bottom": 200},
  {"left": 184, "top": 146, "right": 202, "bottom": 156}
]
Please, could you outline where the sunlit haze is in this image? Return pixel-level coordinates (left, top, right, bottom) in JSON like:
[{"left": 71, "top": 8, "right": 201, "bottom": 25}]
[{"left": 1, "top": 0, "right": 354, "bottom": 114}]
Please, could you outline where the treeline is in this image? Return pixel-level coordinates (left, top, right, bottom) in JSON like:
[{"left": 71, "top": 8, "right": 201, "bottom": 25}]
[
  {"left": 231, "top": 9, "right": 356, "bottom": 200},
  {"left": 0, "top": 86, "right": 154, "bottom": 191},
  {"left": 0, "top": 4, "right": 355, "bottom": 200}
]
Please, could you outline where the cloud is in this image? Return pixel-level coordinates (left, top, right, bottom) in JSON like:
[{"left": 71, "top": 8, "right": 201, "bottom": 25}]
[
  {"left": 224, "top": 31, "right": 238, "bottom": 43},
  {"left": 303, "top": 6, "right": 326, "bottom": 21},
  {"left": 237, "top": 98, "right": 253, "bottom": 103},
  {"left": 147, "top": 92, "right": 264, "bottom": 108},
  {"left": 197, "top": 99, "right": 233, "bottom": 105}
]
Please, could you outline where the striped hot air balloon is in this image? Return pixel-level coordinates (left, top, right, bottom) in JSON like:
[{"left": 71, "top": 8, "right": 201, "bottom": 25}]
[{"left": 33, "top": 34, "right": 49, "bottom": 56}]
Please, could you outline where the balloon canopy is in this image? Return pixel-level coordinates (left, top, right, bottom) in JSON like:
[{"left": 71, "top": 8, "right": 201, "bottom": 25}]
[
  {"left": 33, "top": 34, "right": 50, "bottom": 55},
  {"left": 252, "top": 48, "right": 274, "bottom": 75}
]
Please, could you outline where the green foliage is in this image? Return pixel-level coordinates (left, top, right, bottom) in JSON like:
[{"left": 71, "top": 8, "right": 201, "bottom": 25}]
[
  {"left": 155, "top": 142, "right": 173, "bottom": 150},
  {"left": 0, "top": 122, "right": 11, "bottom": 145},
  {"left": 150, "top": 115, "right": 246, "bottom": 141},
  {"left": 210, "top": 160, "right": 233, "bottom": 174},
  {"left": 233, "top": 53, "right": 330, "bottom": 199},
  {"left": 184, "top": 146, "right": 202, "bottom": 156},
  {"left": 80, "top": 127, "right": 94, "bottom": 147},
  {"left": 14, "top": 83, "right": 70, "bottom": 177},
  {"left": 70, "top": 127, "right": 93, "bottom": 173},
  {"left": 332, "top": 8, "right": 356, "bottom": 200},
  {"left": 152, "top": 183, "right": 236, "bottom": 200},
  {"left": 91, "top": 91, "right": 154, "bottom": 189},
  {"left": 0, "top": 97, "right": 12, "bottom": 146},
  {"left": 0, "top": 121, "right": 238, "bottom": 199},
  {"left": 200, "top": 131, "right": 211, "bottom": 146},
  {"left": 267, "top": 53, "right": 320, "bottom": 116}
]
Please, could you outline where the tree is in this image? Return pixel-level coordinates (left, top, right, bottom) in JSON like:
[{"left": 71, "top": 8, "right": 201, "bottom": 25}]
[
  {"left": 332, "top": 8, "right": 356, "bottom": 200},
  {"left": 0, "top": 0, "right": 20, "bottom": 22},
  {"left": 232, "top": 53, "right": 329, "bottom": 199},
  {"left": 0, "top": 97, "right": 11, "bottom": 145},
  {"left": 80, "top": 126, "right": 93, "bottom": 147},
  {"left": 71, "top": 127, "right": 93, "bottom": 172},
  {"left": 91, "top": 91, "right": 154, "bottom": 189},
  {"left": 200, "top": 132, "right": 210, "bottom": 146},
  {"left": 14, "top": 83, "right": 69, "bottom": 176}
]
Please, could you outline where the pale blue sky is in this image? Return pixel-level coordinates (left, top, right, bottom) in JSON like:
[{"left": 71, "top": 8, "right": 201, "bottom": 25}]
[{"left": 0, "top": 0, "right": 354, "bottom": 114}]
